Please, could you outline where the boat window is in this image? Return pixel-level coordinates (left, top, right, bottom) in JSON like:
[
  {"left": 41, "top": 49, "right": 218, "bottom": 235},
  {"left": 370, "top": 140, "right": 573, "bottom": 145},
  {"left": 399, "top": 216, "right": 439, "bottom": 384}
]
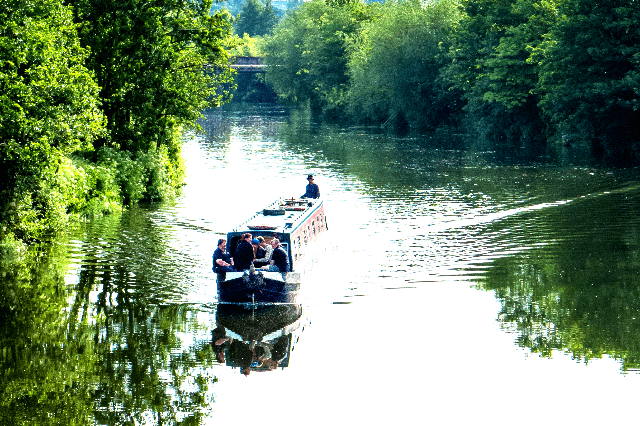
[{"left": 312, "top": 221, "right": 316, "bottom": 236}]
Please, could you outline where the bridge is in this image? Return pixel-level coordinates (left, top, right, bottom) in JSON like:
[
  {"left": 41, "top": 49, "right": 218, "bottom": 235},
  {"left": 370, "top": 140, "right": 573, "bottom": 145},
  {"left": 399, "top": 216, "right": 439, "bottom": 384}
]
[{"left": 229, "top": 56, "right": 266, "bottom": 73}]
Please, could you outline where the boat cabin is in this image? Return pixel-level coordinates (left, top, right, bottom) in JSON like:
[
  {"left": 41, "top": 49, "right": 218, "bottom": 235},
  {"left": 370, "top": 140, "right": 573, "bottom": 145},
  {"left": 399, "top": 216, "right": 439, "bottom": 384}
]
[{"left": 225, "top": 198, "right": 327, "bottom": 272}]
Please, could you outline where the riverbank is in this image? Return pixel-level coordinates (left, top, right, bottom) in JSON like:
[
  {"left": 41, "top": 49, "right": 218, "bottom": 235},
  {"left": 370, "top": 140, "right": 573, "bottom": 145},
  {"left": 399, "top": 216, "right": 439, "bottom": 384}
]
[{"left": 0, "top": 143, "right": 185, "bottom": 247}]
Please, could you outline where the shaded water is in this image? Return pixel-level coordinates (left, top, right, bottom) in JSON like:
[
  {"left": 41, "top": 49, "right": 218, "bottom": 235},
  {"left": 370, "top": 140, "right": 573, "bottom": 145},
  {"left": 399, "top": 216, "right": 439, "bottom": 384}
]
[{"left": 3, "top": 104, "right": 640, "bottom": 425}]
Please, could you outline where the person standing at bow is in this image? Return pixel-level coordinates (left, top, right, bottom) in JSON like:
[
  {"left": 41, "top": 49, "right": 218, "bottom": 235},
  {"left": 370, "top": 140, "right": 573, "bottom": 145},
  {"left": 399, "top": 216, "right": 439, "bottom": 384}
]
[{"left": 301, "top": 174, "right": 320, "bottom": 199}]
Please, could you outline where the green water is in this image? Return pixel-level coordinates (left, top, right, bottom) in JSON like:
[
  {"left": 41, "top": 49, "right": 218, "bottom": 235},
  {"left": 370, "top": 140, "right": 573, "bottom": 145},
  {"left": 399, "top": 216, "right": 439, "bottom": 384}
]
[{"left": 3, "top": 104, "right": 640, "bottom": 425}]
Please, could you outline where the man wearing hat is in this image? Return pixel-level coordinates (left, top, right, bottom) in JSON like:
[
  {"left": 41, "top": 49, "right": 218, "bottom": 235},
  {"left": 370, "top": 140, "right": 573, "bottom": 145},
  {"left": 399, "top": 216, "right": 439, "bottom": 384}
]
[{"left": 301, "top": 174, "right": 320, "bottom": 199}]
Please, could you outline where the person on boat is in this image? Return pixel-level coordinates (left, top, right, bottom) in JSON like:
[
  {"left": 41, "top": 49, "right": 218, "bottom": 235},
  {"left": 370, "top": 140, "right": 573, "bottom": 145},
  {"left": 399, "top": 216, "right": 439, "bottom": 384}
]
[
  {"left": 213, "top": 238, "right": 234, "bottom": 273},
  {"left": 253, "top": 236, "right": 273, "bottom": 268},
  {"left": 262, "top": 238, "right": 289, "bottom": 272},
  {"left": 211, "top": 326, "right": 231, "bottom": 363},
  {"left": 251, "top": 238, "right": 260, "bottom": 257},
  {"left": 227, "top": 339, "right": 254, "bottom": 376},
  {"left": 301, "top": 174, "right": 320, "bottom": 199},
  {"left": 234, "top": 233, "right": 255, "bottom": 271}
]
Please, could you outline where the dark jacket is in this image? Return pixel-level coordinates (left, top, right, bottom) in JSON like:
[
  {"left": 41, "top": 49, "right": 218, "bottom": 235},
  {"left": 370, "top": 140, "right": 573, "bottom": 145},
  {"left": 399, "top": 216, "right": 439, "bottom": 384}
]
[
  {"left": 271, "top": 246, "right": 290, "bottom": 272},
  {"left": 234, "top": 240, "right": 254, "bottom": 271},
  {"left": 302, "top": 183, "right": 320, "bottom": 199},
  {"left": 253, "top": 246, "right": 268, "bottom": 267}
]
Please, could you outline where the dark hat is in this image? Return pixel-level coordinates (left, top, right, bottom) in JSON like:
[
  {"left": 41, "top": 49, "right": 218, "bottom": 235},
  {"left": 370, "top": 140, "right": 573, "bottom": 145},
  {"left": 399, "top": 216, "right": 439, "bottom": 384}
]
[
  {"left": 251, "top": 239, "right": 260, "bottom": 245},
  {"left": 307, "top": 174, "right": 314, "bottom": 180}
]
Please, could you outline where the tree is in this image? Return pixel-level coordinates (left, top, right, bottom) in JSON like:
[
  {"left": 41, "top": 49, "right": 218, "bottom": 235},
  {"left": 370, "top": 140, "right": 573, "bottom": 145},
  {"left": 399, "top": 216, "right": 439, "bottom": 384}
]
[
  {"left": 346, "top": 0, "right": 463, "bottom": 131},
  {"left": 235, "top": 0, "right": 279, "bottom": 36},
  {"left": 262, "top": 0, "right": 373, "bottom": 118},
  {"left": 444, "top": 0, "right": 548, "bottom": 144},
  {"left": 534, "top": 0, "right": 640, "bottom": 162},
  {"left": 0, "top": 0, "right": 104, "bottom": 241},
  {"left": 1, "top": 0, "right": 237, "bottom": 243},
  {"left": 70, "top": 0, "right": 235, "bottom": 154},
  {"left": 211, "top": 0, "right": 245, "bottom": 16}
]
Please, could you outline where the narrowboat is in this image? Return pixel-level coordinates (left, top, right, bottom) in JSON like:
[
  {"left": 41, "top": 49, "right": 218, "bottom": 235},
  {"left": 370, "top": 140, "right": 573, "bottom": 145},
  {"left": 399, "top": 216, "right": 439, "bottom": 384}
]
[{"left": 216, "top": 197, "right": 328, "bottom": 304}]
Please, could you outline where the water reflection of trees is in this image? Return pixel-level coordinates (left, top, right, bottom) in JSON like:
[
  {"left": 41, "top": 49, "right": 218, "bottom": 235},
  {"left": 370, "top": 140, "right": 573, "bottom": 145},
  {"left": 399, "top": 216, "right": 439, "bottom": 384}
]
[
  {"left": 0, "top": 240, "right": 97, "bottom": 425},
  {"left": 0, "top": 209, "right": 218, "bottom": 425},
  {"left": 477, "top": 190, "right": 640, "bottom": 372}
]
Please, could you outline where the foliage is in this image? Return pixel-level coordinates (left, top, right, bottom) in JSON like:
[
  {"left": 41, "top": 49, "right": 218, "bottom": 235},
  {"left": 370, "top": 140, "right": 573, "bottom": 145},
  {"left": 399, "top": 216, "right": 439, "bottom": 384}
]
[
  {"left": 235, "top": 0, "right": 279, "bottom": 36},
  {"left": 262, "top": 0, "right": 375, "bottom": 117},
  {"left": 442, "top": 0, "right": 547, "bottom": 145},
  {"left": 70, "top": 0, "right": 236, "bottom": 153},
  {"left": 346, "top": 0, "right": 463, "bottom": 131},
  {"left": 0, "top": 0, "right": 104, "bottom": 242},
  {"left": 260, "top": 0, "right": 640, "bottom": 161},
  {"left": 260, "top": 0, "right": 639, "bottom": 160},
  {"left": 228, "top": 33, "right": 265, "bottom": 56},
  {"left": 533, "top": 0, "right": 640, "bottom": 163},
  {"left": 1, "top": 0, "right": 233, "bottom": 243},
  {"left": 211, "top": 0, "right": 245, "bottom": 16}
]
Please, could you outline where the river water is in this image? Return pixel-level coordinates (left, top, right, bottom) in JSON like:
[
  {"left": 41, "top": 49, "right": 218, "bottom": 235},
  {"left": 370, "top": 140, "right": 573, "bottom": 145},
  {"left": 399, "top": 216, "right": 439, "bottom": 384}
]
[{"left": 3, "top": 104, "right": 640, "bottom": 425}]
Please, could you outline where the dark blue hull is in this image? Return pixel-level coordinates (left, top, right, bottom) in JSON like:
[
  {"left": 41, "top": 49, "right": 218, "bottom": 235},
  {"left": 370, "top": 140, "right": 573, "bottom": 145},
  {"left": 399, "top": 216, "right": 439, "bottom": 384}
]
[{"left": 217, "top": 270, "right": 301, "bottom": 304}]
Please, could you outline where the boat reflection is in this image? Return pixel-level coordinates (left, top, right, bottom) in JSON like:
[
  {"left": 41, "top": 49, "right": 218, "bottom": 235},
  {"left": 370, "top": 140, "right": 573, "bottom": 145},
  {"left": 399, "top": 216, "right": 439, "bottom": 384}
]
[{"left": 212, "top": 304, "right": 306, "bottom": 375}]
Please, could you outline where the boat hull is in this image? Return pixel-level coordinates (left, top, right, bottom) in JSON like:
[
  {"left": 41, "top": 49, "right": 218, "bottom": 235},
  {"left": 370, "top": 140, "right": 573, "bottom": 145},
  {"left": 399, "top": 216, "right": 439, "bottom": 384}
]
[
  {"left": 217, "top": 270, "right": 301, "bottom": 304},
  {"left": 216, "top": 197, "right": 327, "bottom": 304}
]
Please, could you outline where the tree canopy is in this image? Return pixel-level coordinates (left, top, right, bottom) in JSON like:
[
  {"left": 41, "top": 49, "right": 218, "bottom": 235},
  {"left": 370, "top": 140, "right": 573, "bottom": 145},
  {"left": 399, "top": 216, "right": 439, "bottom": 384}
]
[
  {"left": 262, "top": 0, "right": 375, "bottom": 118},
  {"left": 260, "top": 0, "right": 640, "bottom": 163},
  {"left": 346, "top": 0, "right": 463, "bottom": 131},
  {"left": 0, "top": 0, "right": 104, "bottom": 241},
  {"left": 235, "top": 0, "right": 279, "bottom": 37},
  {"left": 1, "top": 0, "right": 235, "bottom": 243},
  {"left": 534, "top": 0, "right": 640, "bottom": 161}
]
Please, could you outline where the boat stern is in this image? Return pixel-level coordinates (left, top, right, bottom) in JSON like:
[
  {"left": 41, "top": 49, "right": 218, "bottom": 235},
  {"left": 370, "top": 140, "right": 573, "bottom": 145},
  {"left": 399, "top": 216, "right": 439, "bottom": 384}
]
[{"left": 216, "top": 269, "right": 300, "bottom": 304}]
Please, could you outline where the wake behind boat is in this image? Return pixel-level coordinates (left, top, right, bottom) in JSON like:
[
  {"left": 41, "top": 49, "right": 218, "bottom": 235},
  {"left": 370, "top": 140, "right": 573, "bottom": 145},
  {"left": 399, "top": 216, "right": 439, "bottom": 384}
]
[{"left": 216, "top": 197, "right": 328, "bottom": 304}]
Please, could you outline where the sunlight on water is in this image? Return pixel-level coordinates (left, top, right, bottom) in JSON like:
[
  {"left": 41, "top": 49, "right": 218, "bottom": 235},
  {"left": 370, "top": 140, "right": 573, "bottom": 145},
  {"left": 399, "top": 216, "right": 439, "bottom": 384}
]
[{"left": 46, "top": 104, "right": 640, "bottom": 425}]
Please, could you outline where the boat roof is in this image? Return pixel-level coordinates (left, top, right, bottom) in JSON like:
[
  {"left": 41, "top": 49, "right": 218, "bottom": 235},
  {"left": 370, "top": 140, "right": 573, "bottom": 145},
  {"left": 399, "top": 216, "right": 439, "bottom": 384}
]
[{"left": 229, "top": 197, "right": 323, "bottom": 236}]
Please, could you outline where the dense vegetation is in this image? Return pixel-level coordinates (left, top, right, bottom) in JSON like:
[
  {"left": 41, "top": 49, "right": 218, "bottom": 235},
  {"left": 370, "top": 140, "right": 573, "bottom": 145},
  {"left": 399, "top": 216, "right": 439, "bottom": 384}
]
[
  {"left": 261, "top": 0, "right": 640, "bottom": 160},
  {"left": 1, "top": 0, "right": 235, "bottom": 244},
  {"left": 234, "top": 0, "right": 279, "bottom": 36},
  {"left": 3, "top": 0, "right": 639, "bottom": 243}
]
